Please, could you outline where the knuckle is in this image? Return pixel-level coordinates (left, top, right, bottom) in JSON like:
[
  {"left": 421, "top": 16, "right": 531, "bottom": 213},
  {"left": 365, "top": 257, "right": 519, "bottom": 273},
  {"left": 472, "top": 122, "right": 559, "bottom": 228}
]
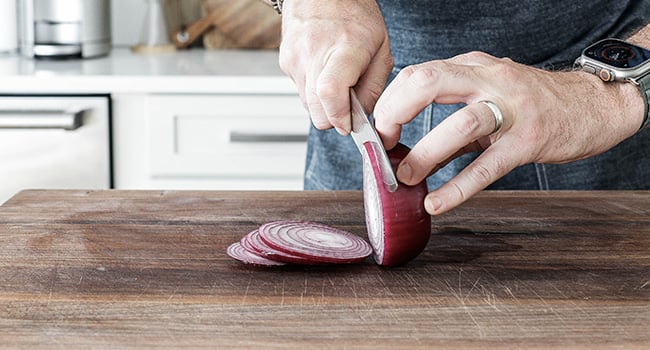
[
  {"left": 462, "top": 50, "right": 492, "bottom": 61},
  {"left": 407, "top": 147, "right": 439, "bottom": 177},
  {"left": 454, "top": 107, "right": 483, "bottom": 137},
  {"left": 468, "top": 162, "right": 494, "bottom": 185},
  {"left": 278, "top": 48, "right": 297, "bottom": 75},
  {"left": 450, "top": 181, "right": 467, "bottom": 202},
  {"left": 467, "top": 156, "right": 504, "bottom": 186},
  {"left": 400, "top": 64, "right": 439, "bottom": 89},
  {"left": 382, "top": 53, "right": 395, "bottom": 69},
  {"left": 315, "top": 75, "right": 339, "bottom": 102},
  {"left": 489, "top": 58, "right": 520, "bottom": 80},
  {"left": 372, "top": 100, "right": 394, "bottom": 122}
]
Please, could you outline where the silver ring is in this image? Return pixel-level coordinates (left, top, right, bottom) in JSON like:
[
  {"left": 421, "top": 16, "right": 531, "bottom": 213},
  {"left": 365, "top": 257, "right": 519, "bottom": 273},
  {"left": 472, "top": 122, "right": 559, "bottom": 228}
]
[{"left": 479, "top": 100, "right": 504, "bottom": 134}]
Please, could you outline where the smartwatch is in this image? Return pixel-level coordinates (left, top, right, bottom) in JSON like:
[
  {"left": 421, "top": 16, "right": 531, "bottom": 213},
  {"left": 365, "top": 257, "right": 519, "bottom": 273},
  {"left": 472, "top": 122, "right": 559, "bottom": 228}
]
[{"left": 574, "top": 38, "right": 650, "bottom": 130}]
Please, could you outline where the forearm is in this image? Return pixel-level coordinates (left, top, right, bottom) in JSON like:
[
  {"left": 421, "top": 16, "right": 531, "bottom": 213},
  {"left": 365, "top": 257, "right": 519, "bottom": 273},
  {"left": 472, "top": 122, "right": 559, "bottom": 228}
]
[{"left": 626, "top": 22, "right": 650, "bottom": 47}]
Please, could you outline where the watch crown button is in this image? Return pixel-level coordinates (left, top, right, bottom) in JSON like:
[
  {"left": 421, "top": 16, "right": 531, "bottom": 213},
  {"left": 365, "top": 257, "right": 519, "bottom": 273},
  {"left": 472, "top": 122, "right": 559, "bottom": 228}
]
[{"left": 598, "top": 69, "right": 613, "bottom": 81}]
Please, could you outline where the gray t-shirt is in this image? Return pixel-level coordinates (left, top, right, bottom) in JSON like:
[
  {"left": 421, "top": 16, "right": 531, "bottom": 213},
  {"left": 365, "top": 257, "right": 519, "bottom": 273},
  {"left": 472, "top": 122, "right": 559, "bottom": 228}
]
[{"left": 377, "top": 0, "right": 650, "bottom": 69}]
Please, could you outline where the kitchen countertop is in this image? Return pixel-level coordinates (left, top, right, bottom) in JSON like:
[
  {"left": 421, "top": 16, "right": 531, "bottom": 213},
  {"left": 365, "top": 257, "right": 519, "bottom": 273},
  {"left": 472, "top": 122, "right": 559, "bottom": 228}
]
[
  {"left": 0, "top": 48, "right": 296, "bottom": 94},
  {"left": 0, "top": 189, "right": 648, "bottom": 349}
]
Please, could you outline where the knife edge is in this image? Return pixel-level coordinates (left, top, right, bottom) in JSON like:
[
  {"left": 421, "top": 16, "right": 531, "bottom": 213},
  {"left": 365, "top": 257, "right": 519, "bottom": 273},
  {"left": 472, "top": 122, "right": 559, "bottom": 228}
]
[{"left": 349, "top": 89, "right": 398, "bottom": 192}]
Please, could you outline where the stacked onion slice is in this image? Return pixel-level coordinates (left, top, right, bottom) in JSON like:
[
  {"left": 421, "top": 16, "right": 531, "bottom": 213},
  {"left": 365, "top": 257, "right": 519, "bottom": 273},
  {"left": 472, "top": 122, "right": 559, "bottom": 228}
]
[{"left": 227, "top": 220, "right": 373, "bottom": 266}]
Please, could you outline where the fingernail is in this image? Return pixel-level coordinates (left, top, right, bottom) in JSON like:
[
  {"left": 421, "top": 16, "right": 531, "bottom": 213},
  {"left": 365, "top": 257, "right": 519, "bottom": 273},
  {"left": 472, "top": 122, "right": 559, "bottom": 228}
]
[
  {"left": 426, "top": 196, "right": 443, "bottom": 213},
  {"left": 335, "top": 126, "right": 349, "bottom": 136},
  {"left": 397, "top": 162, "right": 412, "bottom": 183}
]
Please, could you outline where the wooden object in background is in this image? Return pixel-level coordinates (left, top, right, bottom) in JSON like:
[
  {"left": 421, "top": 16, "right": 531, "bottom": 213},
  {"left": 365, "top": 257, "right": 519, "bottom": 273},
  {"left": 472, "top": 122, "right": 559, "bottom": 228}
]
[
  {"left": 164, "top": 0, "right": 204, "bottom": 37},
  {"left": 171, "top": 11, "right": 217, "bottom": 49},
  {"left": 201, "top": 0, "right": 281, "bottom": 49}
]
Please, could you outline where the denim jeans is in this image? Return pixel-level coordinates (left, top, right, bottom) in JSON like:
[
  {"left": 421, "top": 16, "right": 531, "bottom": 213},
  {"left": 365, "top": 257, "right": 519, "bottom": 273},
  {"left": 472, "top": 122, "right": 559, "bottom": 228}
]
[{"left": 304, "top": 67, "right": 650, "bottom": 191}]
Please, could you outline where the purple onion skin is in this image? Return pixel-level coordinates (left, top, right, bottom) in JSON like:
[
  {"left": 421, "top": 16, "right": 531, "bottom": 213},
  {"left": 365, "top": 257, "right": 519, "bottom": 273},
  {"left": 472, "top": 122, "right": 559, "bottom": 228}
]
[{"left": 364, "top": 142, "right": 431, "bottom": 266}]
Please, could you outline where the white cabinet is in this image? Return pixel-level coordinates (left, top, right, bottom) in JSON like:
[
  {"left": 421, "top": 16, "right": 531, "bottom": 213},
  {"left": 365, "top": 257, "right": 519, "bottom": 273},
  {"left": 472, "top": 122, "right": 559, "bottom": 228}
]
[
  {"left": 113, "top": 92, "right": 310, "bottom": 190},
  {"left": 0, "top": 48, "right": 308, "bottom": 191}
]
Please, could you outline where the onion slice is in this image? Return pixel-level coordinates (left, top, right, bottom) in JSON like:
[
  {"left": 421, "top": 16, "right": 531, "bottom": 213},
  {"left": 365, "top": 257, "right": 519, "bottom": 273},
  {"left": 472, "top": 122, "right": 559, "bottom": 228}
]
[
  {"left": 258, "top": 220, "right": 372, "bottom": 264},
  {"left": 226, "top": 242, "right": 286, "bottom": 266},
  {"left": 363, "top": 142, "right": 431, "bottom": 266},
  {"left": 241, "top": 229, "right": 315, "bottom": 264}
]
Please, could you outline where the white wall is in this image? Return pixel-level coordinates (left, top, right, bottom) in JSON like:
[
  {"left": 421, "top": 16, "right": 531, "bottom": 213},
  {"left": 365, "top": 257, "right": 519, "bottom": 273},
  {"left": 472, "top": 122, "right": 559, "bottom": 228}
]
[
  {"left": 110, "top": 0, "right": 203, "bottom": 48},
  {"left": 111, "top": 0, "right": 147, "bottom": 47}
]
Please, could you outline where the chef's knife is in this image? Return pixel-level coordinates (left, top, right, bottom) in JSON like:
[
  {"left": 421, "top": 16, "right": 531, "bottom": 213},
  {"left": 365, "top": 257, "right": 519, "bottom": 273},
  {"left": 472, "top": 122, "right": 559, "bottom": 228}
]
[{"left": 349, "top": 89, "right": 398, "bottom": 192}]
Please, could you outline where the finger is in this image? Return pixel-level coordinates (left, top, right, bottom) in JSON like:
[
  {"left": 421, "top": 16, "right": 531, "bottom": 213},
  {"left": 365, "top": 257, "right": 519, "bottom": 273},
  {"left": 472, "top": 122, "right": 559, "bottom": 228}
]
[
  {"left": 427, "top": 141, "right": 487, "bottom": 176},
  {"left": 286, "top": 69, "right": 310, "bottom": 113},
  {"left": 374, "top": 61, "right": 479, "bottom": 148},
  {"left": 423, "top": 140, "right": 520, "bottom": 215},
  {"left": 354, "top": 40, "right": 393, "bottom": 115},
  {"left": 279, "top": 48, "right": 326, "bottom": 129},
  {"left": 317, "top": 47, "right": 374, "bottom": 135},
  {"left": 304, "top": 76, "right": 331, "bottom": 130},
  {"left": 396, "top": 102, "right": 502, "bottom": 185}
]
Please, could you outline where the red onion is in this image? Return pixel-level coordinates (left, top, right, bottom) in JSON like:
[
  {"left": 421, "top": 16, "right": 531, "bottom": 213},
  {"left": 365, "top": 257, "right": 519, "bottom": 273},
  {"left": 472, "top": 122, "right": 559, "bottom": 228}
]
[
  {"left": 363, "top": 142, "right": 431, "bottom": 266},
  {"left": 241, "top": 229, "right": 314, "bottom": 264},
  {"left": 226, "top": 242, "right": 286, "bottom": 266},
  {"left": 259, "top": 221, "right": 372, "bottom": 264},
  {"left": 227, "top": 221, "right": 372, "bottom": 265}
]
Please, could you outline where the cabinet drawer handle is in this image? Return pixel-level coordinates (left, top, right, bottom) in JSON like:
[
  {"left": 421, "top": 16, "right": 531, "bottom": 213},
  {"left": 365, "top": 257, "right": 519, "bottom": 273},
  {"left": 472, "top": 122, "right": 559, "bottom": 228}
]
[
  {"left": 0, "top": 109, "right": 84, "bottom": 130},
  {"left": 229, "top": 131, "right": 308, "bottom": 143}
]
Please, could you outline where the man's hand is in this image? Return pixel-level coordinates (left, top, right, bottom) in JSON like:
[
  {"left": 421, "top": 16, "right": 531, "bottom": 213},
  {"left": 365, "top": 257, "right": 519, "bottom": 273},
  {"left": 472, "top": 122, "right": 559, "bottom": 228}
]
[
  {"left": 373, "top": 51, "right": 645, "bottom": 215},
  {"left": 279, "top": 0, "right": 393, "bottom": 134}
]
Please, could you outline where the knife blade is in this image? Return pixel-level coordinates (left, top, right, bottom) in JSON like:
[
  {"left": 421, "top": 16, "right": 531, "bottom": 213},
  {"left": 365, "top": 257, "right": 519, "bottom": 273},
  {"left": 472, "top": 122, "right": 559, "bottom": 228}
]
[{"left": 349, "top": 89, "right": 398, "bottom": 192}]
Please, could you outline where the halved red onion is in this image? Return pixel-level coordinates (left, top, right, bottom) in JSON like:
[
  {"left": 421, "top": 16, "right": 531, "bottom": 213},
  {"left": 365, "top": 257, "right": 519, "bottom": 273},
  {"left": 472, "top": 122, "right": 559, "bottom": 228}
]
[
  {"left": 363, "top": 142, "right": 431, "bottom": 266},
  {"left": 226, "top": 241, "right": 286, "bottom": 266},
  {"left": 258, "top": 220, "right": 372, "bottom": 264},
  {"left": 241, "top": 229, "right": 315, "bottom": 264}
]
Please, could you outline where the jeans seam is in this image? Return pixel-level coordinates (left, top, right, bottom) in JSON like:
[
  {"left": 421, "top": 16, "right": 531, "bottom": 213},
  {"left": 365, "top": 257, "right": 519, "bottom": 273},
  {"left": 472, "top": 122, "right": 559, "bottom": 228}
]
[{"left": 534, "top": 163, "right": 550, "bottom": 190}]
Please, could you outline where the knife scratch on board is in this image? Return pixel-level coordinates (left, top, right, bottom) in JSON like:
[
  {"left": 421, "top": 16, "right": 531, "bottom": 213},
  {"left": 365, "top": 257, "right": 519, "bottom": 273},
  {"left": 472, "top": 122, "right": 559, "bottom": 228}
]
[
  {"left": 46, "top": 263, "right": 58, "bottom": 307},
  {"left": 167, "top": 285, "right": 180, "bottom": 302},
  {"left": 280, "top": 277, "right": 286, "bottom": 307},
  {"left": 241, "top": 273, "right": 253, "bottom": 305}
]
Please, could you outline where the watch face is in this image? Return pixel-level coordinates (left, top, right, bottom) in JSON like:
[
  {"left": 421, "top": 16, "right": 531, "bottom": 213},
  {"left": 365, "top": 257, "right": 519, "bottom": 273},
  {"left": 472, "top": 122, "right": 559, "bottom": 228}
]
[{"left": 584, "top": 39, "right": 650, "bottom": 69}]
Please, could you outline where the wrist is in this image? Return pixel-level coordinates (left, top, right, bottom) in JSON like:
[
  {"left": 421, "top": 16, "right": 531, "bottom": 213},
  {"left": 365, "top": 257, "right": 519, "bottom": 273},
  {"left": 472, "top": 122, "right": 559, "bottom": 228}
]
[
  {"left": 577, "top": 70, "right": 645, "bottom": 136},
  {"left": 271, "top": 0, "right": 284, "bottom": 14},
  {"left": 635, "top": 75, "right": 650, "bottom": 129},
  {"left": 627, "top": 83, "right": 647, "bottom": 130},
  {"left": 574, "top": 37, "right": 650, "bottom": 132},
  {"left": 262, "top": 0, "right": 284, "bottom": 14}
]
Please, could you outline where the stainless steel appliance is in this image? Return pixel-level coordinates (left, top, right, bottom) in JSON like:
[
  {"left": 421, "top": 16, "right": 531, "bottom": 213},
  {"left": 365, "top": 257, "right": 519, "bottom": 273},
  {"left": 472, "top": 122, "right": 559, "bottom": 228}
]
[
  {"left": 17, "top": 0, "right": 111, "bottom": 58},
  {"left": 0, "top": 95, "right": 111, "bottom": 204}
]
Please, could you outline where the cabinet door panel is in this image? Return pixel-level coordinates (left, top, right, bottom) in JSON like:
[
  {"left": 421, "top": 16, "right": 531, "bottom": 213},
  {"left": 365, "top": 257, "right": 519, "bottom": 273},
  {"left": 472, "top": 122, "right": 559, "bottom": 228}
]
[{"left": 147, "top": 94, "right": 310, "bottom": 184}]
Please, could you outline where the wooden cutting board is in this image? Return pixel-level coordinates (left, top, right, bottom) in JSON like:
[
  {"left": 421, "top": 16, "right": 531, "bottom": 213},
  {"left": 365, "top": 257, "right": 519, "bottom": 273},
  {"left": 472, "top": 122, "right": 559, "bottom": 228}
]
[
  {"left": 0, "top": 190, "right": 649, "bottom": 348},
  {"left": 201, "top": 0, "right": 281, "bottom": 49}
]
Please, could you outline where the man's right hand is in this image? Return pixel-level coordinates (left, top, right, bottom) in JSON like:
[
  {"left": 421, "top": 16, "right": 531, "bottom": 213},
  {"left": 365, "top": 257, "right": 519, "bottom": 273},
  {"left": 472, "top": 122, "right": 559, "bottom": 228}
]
[{"left": 278, "top": 0, "right": 393, "bottom": 135}]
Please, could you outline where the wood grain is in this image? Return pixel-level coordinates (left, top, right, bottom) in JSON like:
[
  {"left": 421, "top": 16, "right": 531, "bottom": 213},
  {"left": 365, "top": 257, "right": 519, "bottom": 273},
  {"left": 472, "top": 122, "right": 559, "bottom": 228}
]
[
  {"left": 201, "top": 0, "right": 281, "bottom": 49},
  {"left": 0, "top": 190, "right": 648, "bottom": 349}
]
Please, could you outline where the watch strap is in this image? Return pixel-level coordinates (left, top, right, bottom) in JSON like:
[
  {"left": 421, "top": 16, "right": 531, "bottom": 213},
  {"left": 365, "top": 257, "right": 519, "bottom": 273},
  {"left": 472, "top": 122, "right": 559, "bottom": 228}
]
[
  {"left": 637, "top": 73, "right": 650, "bottom": 130},
  {"left": 270, "top": 0, "right": 284, "bottom": 14}
]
